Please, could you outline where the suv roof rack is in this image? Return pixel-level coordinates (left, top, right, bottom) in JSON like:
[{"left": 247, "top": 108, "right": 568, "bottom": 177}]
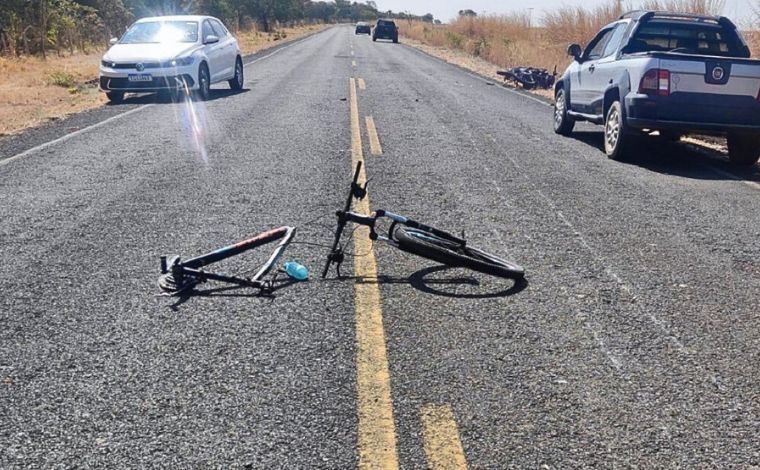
[{"left": 619, "top": 10, "right": 722, "bottom": 22}]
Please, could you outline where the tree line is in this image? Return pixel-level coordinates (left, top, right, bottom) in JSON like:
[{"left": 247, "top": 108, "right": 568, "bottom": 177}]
[{"left": 0, "top": 0, "right": 434, "bottom": 58}]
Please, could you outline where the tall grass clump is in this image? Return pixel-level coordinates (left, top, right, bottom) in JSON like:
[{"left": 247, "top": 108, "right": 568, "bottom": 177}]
[{"left": 543, "top": 0, "right": 627, "bottom": 46}]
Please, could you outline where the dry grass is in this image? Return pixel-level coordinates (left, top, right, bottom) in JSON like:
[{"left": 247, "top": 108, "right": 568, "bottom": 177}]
[
  {"left": 399, "top": 17, "right": 569, "bottom": 74},
  {"left": 0, "top": 23, "right": 330, "bottom": 137},
  {"left": 399, "top": 0, "right": 744, "bottom": 73},
  {"left": 748, "top": 31, "right": 760, "bottom": 55},
  {"left": 0, "top": 53, "right": 105, "bottom": 136}
]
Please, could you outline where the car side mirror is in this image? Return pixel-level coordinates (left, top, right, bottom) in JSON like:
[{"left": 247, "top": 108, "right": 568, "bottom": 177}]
[
  {"left": 204, "top": 35, "right": 219, "bottom": 45},
  {"left": 109, "top": 37, "right": 118, "bottom": 46},
  {"left": 567, "top": 43, "right": 583, "bottom": 62}
]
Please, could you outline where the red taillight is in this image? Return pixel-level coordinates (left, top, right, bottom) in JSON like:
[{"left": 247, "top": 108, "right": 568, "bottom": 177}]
[{"left": 639, "top": 69, "right": 670, "bottom": 96}]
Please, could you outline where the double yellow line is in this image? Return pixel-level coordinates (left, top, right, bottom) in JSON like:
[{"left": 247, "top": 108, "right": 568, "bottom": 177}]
[
  {"left": 349, "top": 76, "right": 397, "bottom": 468},
  {"left": 349, "top": 73, "right": 468, "bottom": 469}
]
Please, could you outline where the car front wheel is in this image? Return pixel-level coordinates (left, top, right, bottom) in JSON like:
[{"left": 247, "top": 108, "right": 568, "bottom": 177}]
[
  {"left": 228, "top": 57, "right": 243, "bottom": 90},
  {"left": 727, "top": 133, "right": 760, "bottom": 166},
  {"left": 194, "top": 63, "right": 210, "bottom": 101},
  {"left": 106, "top": 91, "right": 124, "bottom": 103}
]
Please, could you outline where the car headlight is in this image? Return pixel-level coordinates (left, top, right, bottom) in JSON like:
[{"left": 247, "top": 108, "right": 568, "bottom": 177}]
[
  {"left": 165, "top": 56, "right": 194, "bottom": 67},
  {"left": 101, "top": 60, "right": 116, "bottom": 68}
]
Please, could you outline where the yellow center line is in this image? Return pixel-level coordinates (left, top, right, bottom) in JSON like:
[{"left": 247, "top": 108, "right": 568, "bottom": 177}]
[
  {"left": 421, "top": 405, "right": 469, "bottom": 470},
  {"left": 366, "top": 116, "right": 383, "bottom": 156},
  {"left": 349, "top": 77, "right": 399, "bottom": 470},
  {"left": 358, "top": 78, "right": 366, "bottom": 90}
]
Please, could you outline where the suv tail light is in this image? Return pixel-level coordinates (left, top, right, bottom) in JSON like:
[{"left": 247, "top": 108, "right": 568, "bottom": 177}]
[{"left": 639, "top": 69, "right": 670, "bottom": 96}]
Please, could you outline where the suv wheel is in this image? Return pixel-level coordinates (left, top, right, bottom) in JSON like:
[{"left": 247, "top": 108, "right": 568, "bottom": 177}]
[
  {"left": 727, "top": 133, "right": 760, "bottom": 166},
  {"left": 604, "top": 100, "right": 635, "bottom": 161},
  {"left": 553, "top": 88, "right": 575, "bottom": 135}
]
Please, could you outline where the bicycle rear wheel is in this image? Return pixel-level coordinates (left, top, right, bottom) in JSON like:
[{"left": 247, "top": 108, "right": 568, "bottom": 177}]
[{"left": 394, "top": 227, "right": 524, "bottom": 279}]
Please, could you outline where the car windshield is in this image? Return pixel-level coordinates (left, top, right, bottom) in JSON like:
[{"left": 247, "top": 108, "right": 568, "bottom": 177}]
[
  {"left": 120, "top": 21, "right": 199, "bottom": 44},
  {"left": 629, "top": 20, "right": 744, "bottom": 57}
]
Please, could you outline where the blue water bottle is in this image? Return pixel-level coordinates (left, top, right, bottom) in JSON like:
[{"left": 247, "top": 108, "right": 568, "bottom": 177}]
[{"left": 284, "top": 261, "right": 309, "bottom": 281}]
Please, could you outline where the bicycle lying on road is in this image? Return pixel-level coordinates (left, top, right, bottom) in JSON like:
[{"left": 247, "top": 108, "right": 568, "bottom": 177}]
[
  {"left": 158, "top": 226, "right": 296, "bottom": 295},
  {"left": 323, "top": 162, "right": 525, "bottom": 280}
]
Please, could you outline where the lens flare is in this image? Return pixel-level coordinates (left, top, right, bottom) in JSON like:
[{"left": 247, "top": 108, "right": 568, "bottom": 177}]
[{"left": 171, "top": 80, "right": 209, "bottom": 163}]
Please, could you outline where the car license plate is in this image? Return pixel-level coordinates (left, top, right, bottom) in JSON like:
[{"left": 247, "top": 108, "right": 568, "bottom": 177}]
[{"left": 128, "top": 74, "right": 152, "bottom": 82}]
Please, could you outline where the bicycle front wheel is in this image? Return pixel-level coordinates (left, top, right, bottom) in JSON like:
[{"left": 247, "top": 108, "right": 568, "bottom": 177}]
[{"left": 394, "top": 227, "right": 525, "bottom": 279}]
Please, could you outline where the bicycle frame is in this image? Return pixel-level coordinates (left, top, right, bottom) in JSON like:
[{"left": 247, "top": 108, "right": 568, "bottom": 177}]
[
  {"left": 159, "top": 226, "right": 296, "bottom": 294},
  {"left": 322, "top": 162, "right": 465, "bottom": 278}
]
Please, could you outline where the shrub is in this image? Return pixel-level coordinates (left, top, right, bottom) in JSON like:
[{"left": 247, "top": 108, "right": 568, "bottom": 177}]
[{"left": 48, "top": 71, "right": 78, "bottom": 88}]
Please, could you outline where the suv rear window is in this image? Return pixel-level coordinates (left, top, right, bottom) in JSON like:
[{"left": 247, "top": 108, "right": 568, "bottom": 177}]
[
  {"left": 629, "top": 20, "right": 744, "bottom": 57},
  {"left": 377, "top": 20, "right": 395, "bottom": 27}
]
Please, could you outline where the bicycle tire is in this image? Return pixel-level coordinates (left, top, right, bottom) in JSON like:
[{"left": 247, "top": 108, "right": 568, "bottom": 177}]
[{"left": 394, "top": 227, "right": 524, "bottom": 279}]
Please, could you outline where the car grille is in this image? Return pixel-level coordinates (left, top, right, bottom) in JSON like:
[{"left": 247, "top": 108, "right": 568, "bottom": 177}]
[
  {"left": 100, "top": 75, "right": 195, "bottom": 90},
  {"left": 102, "top": 61, "right": 162, "bottom": 69}
]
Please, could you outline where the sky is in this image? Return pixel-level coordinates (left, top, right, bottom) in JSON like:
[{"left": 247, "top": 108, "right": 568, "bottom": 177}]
[{"left": 373, "top": 0, "right": 755, "bottom": 25}]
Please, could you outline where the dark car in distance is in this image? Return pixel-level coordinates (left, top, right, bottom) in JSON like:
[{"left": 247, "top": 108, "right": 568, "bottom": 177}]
[
  {"left": 355, "top": 22, "right": 370, "bottom": 35},
  {"left": 372, "top": 19, "right": 398, "bottom": 43}
]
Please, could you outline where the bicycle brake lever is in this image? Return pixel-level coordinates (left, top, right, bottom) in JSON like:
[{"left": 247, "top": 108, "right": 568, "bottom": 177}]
[{"left": 350, "top": 180, "right": 368, "bottom": 200}]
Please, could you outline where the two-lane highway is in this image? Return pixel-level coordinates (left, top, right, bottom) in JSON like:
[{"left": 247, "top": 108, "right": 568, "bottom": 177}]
[{"left": 2, "top": 25, "right": 759, "bottom": 468}]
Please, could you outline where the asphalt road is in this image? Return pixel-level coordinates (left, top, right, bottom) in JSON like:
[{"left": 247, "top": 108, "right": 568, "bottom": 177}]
[{"left": 2, "top": 25, "right": 760, "bottom": 468}]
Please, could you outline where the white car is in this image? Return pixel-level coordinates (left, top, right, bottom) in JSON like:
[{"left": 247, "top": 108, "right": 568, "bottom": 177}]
[{"left": 99, "top": 15, "right": 243, "bottom": 103}]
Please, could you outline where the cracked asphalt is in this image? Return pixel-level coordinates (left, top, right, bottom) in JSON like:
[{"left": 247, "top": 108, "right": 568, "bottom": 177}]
[{"left": 2, "top": 25, "right": 760, "bottom": 468}]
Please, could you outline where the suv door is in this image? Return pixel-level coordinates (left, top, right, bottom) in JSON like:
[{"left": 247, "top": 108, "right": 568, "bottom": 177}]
[
  {"left": 587, "top": 21, "right": 630, "bottom": 115},
  {"left": 571, "top": 27, "right": 614, "bottom": 113}
]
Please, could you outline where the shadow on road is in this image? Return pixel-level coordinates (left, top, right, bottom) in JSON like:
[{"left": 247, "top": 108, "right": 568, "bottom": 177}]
[
  {"left": 567, "top": 130, "right": 760, "bottom": 181},
  {"left": 407, "top": 266, "right": 528, "bottom": 299},
  {"left": 332, "top": 266, "right": 528, "bottom": 299},
  {"left": 165, "top": 264, "right": 527, "bottom": 310},
  {"left": 107, "top": 88, "right": 250, "bottom": 106},
  {"left": 165, "top": 275, "right": 298, "bottom": 311}
]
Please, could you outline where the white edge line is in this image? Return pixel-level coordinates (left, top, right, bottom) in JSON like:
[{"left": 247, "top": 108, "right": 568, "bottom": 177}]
[
  {"left": 485, "top": 75, "right": 553, "bottom": 107},
  {"left": 243, "top": 27, "right": 325, "bottom": 68},
  {"left": 1, "top": 104, "right": 153, "bottom": 168},
  {"left": 404, "top": 43, "right": 552, "bottom": 108}
]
